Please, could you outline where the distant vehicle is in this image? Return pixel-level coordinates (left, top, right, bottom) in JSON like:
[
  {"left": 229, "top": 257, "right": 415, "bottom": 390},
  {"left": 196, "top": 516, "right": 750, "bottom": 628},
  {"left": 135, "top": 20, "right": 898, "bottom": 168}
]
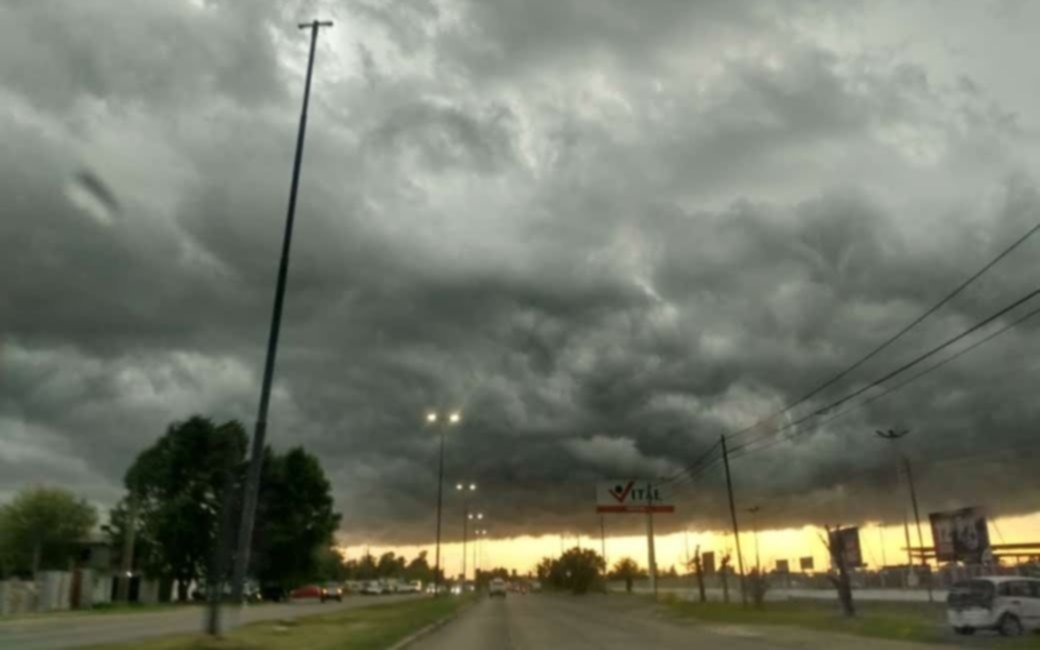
[
  {"left": 947, "top": 576, "right": 1040, "bottom": 636},
  {"left": 360, "top": 580, "right": 384, "bottom": 595},
  {"left": 401, "top": 580, "right": 422, "bottom": 593},
  {"left": 193, "top": 581, "right": 262, "bottom": 602},
  {"left": 489, "top": 578, "right": 507, "bottom": 598},
  {"left": 320, "top": 582, "right": 343, "bottom": 602},
  {"left": 290, "top": 584, "right": 323, "bottom": 600}
]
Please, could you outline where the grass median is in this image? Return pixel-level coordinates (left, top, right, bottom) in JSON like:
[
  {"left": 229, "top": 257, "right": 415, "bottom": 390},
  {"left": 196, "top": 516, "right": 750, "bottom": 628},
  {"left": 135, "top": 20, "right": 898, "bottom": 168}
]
[
  {"left": 657, "top": 594, "right": 952, "bottom": 645},
  {"left": 81, "top": 595, "right": 473, "bottom": 650}
]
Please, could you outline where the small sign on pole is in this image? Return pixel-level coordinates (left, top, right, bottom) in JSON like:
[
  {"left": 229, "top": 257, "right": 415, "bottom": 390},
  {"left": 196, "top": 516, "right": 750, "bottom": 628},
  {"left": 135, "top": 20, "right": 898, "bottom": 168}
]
[{"left": 595, "top": 480, "right": 675, "bottom": 514}]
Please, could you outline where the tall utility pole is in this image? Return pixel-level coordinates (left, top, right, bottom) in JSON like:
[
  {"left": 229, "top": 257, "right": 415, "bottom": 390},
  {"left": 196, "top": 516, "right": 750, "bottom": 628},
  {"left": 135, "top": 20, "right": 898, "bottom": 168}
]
[
  {"left": 646, "top": 485, "right": 658, "bottom": 597},
  {"left": 116, "top": 497, "right": 138, "bottom": 602},
  {"left": 720, "top": 435, "right": 748, "bottom": 606},
  {"left": 875, "top": 429, "right": 933, "bottom": 602},
  {"left": 431, "top": 412, "right": 460, "bottom": 595},
  {"left": 231, "top": 19, "right": 332, "bottom": 603},
  {"left": 456, "top": 483, "right": 476, "bottom": 581}
]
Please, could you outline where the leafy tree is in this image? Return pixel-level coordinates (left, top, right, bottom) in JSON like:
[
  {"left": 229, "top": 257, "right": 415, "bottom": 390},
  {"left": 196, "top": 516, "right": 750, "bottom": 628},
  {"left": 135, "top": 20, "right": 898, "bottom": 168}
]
[
  {"left": 609, "top": 557, "right": 644, "bottom": 593},
  {"left": 115, "top": 417, "right": 247, "bottom": 601},
  {"left": 351, "top": 553, "right": 380, "bottom": 578},
  {"left": 249, "top": 447, "right": 340, "bottom": 591},
  {"left": 0, "top": 486, "right": 97, "bottom": 576},
  {"left": 405, "top": 551, "right": 435, "bottom": 584},
  {"left": 538, "top": 547, "right": 606, "bottom": 594},
  {"left": 375, "top": 551, "right": 406, "bottom": 578},
  {"left": 313, "top": 546, "right": 347, "bottom": 581}
]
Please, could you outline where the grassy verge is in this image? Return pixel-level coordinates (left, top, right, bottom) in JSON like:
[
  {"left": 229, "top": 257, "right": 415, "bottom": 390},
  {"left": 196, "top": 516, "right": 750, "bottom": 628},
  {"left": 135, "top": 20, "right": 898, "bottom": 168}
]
[
  {"left": 658, "top": 594, "right": 951, "bottom": 645},
  {"left": 81, "top": 595, "right": 473, "bottom": 650}
]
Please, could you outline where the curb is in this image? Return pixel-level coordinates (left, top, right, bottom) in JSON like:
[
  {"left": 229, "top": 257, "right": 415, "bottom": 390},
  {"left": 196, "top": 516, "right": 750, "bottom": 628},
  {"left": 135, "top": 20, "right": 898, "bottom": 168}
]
[{"left": 386, "top": 597, "right": 475, "bottom": 650}]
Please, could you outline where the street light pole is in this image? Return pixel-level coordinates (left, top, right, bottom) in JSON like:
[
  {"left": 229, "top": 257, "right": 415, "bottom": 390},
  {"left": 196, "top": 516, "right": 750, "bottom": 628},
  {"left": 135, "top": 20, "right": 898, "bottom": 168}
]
[
  {"left": 231, "top": 19, "right": 332, "bottom": 603},
  {"left": 457, "top": 483, "right": 476, "bottom": 581},
  {"left": 464, "top": 512, "right": 483, "bottom": 583},
  {"left": 748, "top": 506, "right": 762, "bottom": 571},
  {"left": 432, "top": 412, "right": 460, "bottom": 596},
  {"left": 875, "top": 429, "right": 933, "bottom": 602}
]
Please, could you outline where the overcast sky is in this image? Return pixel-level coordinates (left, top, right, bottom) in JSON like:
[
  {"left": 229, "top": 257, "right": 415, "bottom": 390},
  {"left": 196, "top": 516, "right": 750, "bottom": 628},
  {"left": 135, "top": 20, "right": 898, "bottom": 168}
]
[{"left": 2, "top": 0, "right": 1040, "bottom": 545}]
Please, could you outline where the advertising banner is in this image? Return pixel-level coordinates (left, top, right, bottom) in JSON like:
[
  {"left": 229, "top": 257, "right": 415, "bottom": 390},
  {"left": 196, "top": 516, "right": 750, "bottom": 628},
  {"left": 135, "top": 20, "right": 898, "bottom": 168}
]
[{"left": 930, "top": 507, "right": 990, "bottom": 563}]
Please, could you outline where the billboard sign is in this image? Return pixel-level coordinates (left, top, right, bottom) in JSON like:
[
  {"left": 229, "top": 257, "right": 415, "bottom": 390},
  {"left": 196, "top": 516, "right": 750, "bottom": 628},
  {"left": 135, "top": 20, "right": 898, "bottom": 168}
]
[
  {"left": 799, "top": 556, "right": 814, "bottom": 572},
  {"left": 930, "top": 507, "right": 990, "bottom": 563},
  {"left": 828, "top": 527, "right": 863, "bottom": 569},
  {"left": 775, "top": 559, "right": 790, "bottom": 574},
  {"left": 701, "top": 551, "right": 716, "bottom": 576},
  {"left": 595, "top": 480, "right": 674, "bottom": 514}
]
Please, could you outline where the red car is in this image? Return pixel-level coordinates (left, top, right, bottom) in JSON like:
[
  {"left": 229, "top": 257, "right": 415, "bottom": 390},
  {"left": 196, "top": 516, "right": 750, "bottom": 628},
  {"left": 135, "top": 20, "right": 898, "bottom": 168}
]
[{"left": 290, "top": 584, "right": 322, "bottom": 599}]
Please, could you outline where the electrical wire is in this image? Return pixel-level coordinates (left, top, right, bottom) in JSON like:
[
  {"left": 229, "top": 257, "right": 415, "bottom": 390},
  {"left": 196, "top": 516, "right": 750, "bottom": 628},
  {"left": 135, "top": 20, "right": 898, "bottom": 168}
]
[
  {"left": 727, "top": 220, "right": 1040, "bottom": 443},
  {"left": 727, "top": 301, "right": 1040, "bottom": 460},
  {"left": 661, "top": 221, "right": 1040, "bottom": 486}
]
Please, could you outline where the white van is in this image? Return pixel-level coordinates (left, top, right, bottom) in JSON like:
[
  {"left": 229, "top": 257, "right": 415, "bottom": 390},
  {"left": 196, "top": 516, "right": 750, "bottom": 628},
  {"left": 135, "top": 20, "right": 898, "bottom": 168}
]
[
  {"left": 489, "top": 578, "right": 507, "bottom": 598},
  {"left": 947, "top": 576, "right": 1040, "bottom": 636}
]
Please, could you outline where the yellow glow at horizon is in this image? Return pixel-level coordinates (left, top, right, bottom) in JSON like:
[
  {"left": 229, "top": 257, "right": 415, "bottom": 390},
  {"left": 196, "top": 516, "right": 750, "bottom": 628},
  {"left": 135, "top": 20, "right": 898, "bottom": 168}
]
[{"left": 340, "top": 511, "right": 1040, "bottom": 575}]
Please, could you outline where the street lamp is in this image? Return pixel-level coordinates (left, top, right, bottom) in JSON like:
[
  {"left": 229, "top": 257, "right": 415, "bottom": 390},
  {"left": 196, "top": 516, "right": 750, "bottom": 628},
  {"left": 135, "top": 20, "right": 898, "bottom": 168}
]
[
  {"left": 457, "top": 483, "right": 477, "bottom": 581},
  {"left": 875, "top": 428, "right": 932, "bottom": 602},
  {"left": 429, "top": 410, "right": 461, "bottom": 596},
  {"left": 230, "top": 19, "right": 333, "bottom": 608},
  {"left": 473, "top": 529, "right": 488, "bottom": 579},
  {"left": 747, "top": 506, "right": 762, "bottom": 571}
]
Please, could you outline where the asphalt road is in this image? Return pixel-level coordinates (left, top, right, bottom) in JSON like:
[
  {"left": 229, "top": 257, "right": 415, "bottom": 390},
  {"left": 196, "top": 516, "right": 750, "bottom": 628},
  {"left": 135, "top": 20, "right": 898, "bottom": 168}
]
[
  {"left": 410, "top": 593, "right": 957, "bottom": 650},
  {"left": 0, "top": 594, "right": 419, "bottom": 650}
]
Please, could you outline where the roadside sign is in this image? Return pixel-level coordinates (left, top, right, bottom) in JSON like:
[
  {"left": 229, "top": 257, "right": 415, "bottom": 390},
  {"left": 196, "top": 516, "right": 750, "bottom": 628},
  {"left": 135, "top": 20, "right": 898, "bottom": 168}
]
[
  {"left": 595, "top": 480, "right": 674, "bottom": 514},
  {"left": 775, "top": 559, "right": 789, "bottom": 573},
  {"left": 828, "top": 527, "right": 863, "bottom": 569},
  {"left": 930, "top": 507, "right": 990, "bottom": 563},
  {"left": 701, "top": 551, "right": 716, "bottom": 575},
  {"left": 799, "top": 556, "right": 814, "bottom": 571}
]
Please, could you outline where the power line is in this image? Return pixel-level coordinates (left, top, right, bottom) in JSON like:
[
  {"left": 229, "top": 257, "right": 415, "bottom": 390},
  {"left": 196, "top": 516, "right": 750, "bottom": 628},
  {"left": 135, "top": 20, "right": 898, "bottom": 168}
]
[
  {"left": 727, "top": 219, "right": 1040, "bottom": 443},
  {"left": 727, "top": 301, "right": 1040, "bottom": 460},
  {"left": 662, "top": 438, "right": 721, "bottom": 484},
  {"left": 663, "top": 220, "right": 1040, "bottom": 487}
]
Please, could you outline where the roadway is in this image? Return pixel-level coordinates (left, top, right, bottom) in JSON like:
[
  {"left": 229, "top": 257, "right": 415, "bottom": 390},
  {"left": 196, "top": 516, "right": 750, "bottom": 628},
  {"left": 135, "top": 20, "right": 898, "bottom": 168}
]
[
  {"left": 410, "top": 593, "right": 957, "bottom": 650},
  {"left": 0, "top": 594, "right": 419, "bottom": 650}
]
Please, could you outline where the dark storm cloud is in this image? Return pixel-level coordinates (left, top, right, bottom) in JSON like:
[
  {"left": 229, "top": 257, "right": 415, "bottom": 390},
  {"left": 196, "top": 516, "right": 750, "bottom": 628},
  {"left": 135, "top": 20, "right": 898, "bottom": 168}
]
[{"left": 2, "top": 0, "right": 1040, "bottom": 544}]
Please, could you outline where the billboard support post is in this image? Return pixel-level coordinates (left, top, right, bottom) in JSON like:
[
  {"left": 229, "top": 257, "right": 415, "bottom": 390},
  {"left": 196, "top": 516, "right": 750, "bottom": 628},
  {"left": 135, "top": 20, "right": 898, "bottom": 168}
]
[{"left": 646, "top": 490, "right": 657, "bottom": 598}]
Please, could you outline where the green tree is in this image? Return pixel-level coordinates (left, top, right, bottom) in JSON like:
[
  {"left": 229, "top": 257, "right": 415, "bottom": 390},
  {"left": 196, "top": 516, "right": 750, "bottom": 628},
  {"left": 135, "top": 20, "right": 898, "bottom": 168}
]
[
  {"left": 609, "top": 557, "right": 644, "bottom": 593},
  {"left": 0, "top": 486, "right": 97, "bottom": 576},
  {"left": 405, "top": 551, "right": 434, "bottom": 583},
  {"left": 111, "top": 416, "right": 247, "bottom": 600},
  {"left": 313, "top": 546, "right": 347, "bottom": 581},
  {"left": 539, "top": 548, "right": 606, "bottom": 594},
  {"left": 375, "top": 551, "right": 406, "bottom": 578},
  {"left": 249, "top": 447, "right": 340, "bottom": 591}
]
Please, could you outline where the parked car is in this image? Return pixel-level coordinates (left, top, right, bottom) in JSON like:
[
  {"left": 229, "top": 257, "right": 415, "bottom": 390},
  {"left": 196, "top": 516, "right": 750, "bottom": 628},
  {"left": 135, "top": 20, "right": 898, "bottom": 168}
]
[
  {"left": 290, "top": 584, "right": 323, "bottom": 600},
  {"left": 489, "top": 578, "right": 507, "bottom": 598},
  {"left": 192, "top": 580, "right": 262, "bottom": 603},
  {"left": 320, "top": 582, "right": 343, "bottom": 602},
  {"left": 360, "top": 580, "right": 384, "bottom": 595},
  {"left": 947, "top": 576, "right": 1040, "bottom": 636}
]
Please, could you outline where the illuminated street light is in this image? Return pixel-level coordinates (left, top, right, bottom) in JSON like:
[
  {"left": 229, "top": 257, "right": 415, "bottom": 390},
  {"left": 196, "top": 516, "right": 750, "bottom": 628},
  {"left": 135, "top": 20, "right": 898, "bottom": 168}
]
[{"left": 429, "top": 410, "right": 462, "bottom": 595}]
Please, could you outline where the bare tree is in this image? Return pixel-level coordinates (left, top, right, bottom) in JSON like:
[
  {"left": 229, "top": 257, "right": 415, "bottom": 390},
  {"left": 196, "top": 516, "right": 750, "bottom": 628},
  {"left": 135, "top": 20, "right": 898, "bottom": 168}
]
[
  {"left": 821, "top": 525, "right": 856, "bottom": 617},
  {"left": 719, "top": 552, "right": 732, "bottom": 604}
]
